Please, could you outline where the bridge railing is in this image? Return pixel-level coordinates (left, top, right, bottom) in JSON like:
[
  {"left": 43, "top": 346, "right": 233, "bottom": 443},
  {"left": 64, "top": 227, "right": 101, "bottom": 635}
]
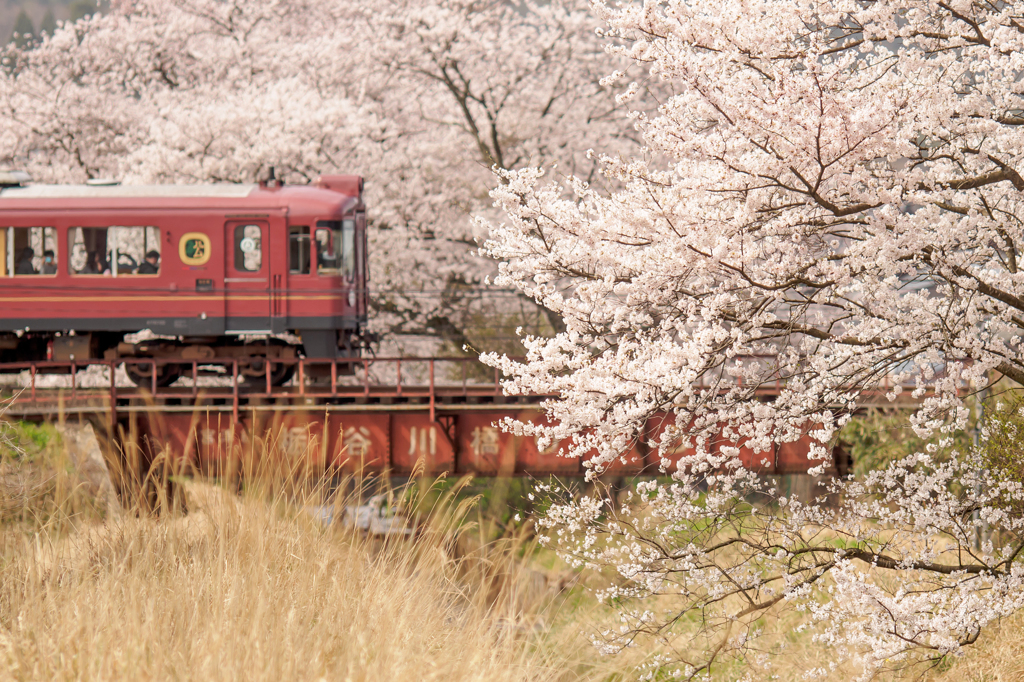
[
  {"left": 0, "top": 355, "right": 960, "bottom": 420},
  {"left": 0, "top": 357, "right": 518, "bottom": 420}
]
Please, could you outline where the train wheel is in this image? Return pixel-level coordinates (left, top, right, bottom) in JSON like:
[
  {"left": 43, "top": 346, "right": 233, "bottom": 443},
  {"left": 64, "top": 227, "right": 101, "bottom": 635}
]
[
  {"left": 240, "top": 356, "right": 295, "bottom": 388},
  {"left": 124, "top": 361, "right": 182, "bottom": 388}
]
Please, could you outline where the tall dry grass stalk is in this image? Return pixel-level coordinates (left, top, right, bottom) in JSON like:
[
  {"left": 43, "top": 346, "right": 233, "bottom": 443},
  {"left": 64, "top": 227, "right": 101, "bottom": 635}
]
[{"left": 0, "top": 420, "right": 627, "bottom": 682}]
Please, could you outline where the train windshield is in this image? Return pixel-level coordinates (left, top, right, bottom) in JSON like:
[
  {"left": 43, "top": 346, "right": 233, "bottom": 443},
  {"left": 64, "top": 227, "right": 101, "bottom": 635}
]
[{"left": 315, "top": 219, "right": 355, "bottom": 279}]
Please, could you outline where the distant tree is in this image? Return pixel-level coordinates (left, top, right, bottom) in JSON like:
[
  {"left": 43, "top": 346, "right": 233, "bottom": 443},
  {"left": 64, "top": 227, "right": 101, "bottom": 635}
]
[
  {"left": 10, "top": 10, "right": 35, "bottom": 49},
  {"left": 69, "top": 1, "right": 95, "bottom": 23},
  {"left": 0, "top": 0, "right": 642, "bottom": 352},
  {"left": 39, "top": 10, "right": 57, "bottom": 38}
]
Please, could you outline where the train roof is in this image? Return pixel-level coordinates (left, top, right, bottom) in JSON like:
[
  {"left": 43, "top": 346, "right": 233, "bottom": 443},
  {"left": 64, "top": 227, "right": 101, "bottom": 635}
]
[
  {"left": 0, "top": 184, "right": 258, "bottom": 199},
  {"left": 0, "top": 175, "right": 363, "bottom": 219}
]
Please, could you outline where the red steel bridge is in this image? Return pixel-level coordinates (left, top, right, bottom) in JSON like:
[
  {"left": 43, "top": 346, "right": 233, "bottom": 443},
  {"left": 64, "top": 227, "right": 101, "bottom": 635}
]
[{"left": 0, "top": 355, "right": 915, "bottom": 478}]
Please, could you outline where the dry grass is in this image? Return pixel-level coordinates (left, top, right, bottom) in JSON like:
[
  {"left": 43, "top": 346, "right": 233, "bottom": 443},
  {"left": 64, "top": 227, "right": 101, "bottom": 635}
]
[
  {"left": 917, "top": 613, "right": 1024, "bottom": 682},
  {"left": 0, "top": 420, "right": 630, "bottom": 682},
  {"left": 0, "top": 480, "right": 625, "bottom": 682},
  {"left": 1, "top": 418, "right": 1021, "bottom": 682}
]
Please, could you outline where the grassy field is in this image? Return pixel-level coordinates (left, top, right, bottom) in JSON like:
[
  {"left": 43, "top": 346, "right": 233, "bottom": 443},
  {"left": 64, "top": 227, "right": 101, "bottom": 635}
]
[
  {"left": 0, "top": 487, "right": 612, "bottom": 681},
  {"left": 0, "top": 419, "right": 1021, "bottom": 682},
  {"left": 0, "top": 420, "right": 636, "bottom": 682}
]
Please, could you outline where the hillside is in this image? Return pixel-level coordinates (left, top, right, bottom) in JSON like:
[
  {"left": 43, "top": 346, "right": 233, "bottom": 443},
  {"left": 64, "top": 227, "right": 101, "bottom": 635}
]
[{"left": 2, "top": 1, "right": 102, "bottom": 45}]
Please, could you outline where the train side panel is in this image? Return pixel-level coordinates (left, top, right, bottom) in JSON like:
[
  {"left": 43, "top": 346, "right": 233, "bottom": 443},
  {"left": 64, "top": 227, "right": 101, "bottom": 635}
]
[{"left": 0, "top": 209, "right": 229, "bottom": 336}]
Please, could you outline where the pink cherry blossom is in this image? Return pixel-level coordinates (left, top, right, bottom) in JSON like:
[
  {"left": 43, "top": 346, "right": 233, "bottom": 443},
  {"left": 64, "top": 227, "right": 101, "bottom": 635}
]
[{"left": 484, "top": 0, "right": 1024, "bottom": 676}]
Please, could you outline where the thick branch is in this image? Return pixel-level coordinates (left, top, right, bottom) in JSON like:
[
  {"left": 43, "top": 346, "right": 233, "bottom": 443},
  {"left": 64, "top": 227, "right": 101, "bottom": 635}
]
[{"left": 846, "top": 548, "right": 991, "bottom": 575}]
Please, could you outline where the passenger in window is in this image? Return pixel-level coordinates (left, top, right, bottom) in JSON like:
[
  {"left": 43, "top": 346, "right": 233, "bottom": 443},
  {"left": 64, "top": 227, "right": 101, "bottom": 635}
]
[
  {"left": 42, "top": 250, "right": 57, "bottom": 274},
  {"left": 316, "top": 241, "right": 336, "bottom": 270},
  {"left": 16, "top": 247, "right": 37, "bottom": 275},
  {"left": 81, "top": 251, "right": 110, "bottom": 275},
  {"left": 137, "top": 250, "right": 160, "bottom": 274}
]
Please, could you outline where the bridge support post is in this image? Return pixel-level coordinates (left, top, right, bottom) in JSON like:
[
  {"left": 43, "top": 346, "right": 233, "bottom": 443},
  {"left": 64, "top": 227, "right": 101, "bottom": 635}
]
[
  {"left": 108, "top": 360, "right": 117, "bottom": 439},
  {"left": 429, "top": 359, "right": 435, "bottom": 422},
  {"left": 231, "top": 359, "right": 239, "bottom": 425}
]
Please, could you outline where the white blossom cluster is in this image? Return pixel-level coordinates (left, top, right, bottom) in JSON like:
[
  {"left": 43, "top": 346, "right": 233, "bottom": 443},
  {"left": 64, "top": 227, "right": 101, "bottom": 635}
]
[
  {"left": 480, "top": 0, "right": 1024, "bottom": 676},
  {"left": 536, "top": 449, "right": 1024, "bottom": 678},
  {"left": 485, "top": 0, "right": 1024, "bottom": 461}
]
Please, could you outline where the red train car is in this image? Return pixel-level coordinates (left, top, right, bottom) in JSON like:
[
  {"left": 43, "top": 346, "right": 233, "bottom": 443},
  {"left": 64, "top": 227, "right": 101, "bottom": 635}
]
[{"left": 0, "top": 171, "right": 368, "bottom": 385}]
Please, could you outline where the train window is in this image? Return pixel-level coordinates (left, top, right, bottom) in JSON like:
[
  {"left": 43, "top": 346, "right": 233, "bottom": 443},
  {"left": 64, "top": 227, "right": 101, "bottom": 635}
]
[
  {"left": 315, "top": 219, "right": 355, "bottom": 279},
  {"left": 0, "top": 226, "right": 58, "bottom": 277},
  {"left": 355, "top": 211, "right": 365, "bottom": 282},
  {"left": 69, "top": 226, "right": 161, "bottom": 276},
  {"left": 289, "top": 225, "right": 310, "bottom": 274},
  {"left": 342, "top": 218, "right": 355, "bottom": 279},
  {"left": 314, "top": 221, "right": 339, "bottom": 275},
  {"left": 233, "top": 225, "right": 262, "bottom": 272}
]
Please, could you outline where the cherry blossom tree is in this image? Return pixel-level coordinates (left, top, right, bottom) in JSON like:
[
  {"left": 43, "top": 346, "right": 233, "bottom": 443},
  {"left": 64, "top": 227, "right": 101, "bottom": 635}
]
[
  {"left": 483, "top": 0, "right": 1024, "bottom": 676},
  {"left": 0, "top": 0, "right": 639, "bottom": 350}
]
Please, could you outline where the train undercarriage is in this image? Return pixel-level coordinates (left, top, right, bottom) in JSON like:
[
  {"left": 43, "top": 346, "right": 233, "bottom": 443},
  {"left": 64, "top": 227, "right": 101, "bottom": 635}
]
[{"left": 0, "top": 330, "right": 365, "bottom": 387}]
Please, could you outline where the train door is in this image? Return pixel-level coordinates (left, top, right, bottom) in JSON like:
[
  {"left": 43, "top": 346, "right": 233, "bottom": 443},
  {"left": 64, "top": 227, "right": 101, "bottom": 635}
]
[
  {"left": 286, "top": 221, "right": 317, "bottom": 331},
  {"left": 223, "top": 220, "right": 271, "bottom": 332},
  {"left": 267, "top": 215, "right": 289, "bottom": 334}
]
